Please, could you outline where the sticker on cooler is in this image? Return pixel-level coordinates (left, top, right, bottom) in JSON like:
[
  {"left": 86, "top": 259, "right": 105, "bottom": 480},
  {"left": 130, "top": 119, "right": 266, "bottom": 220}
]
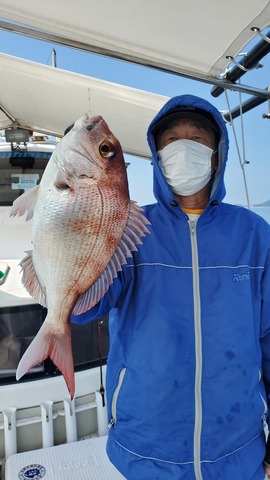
[{"left": 18, "top": 464, "right": 46, "bottom": 479}]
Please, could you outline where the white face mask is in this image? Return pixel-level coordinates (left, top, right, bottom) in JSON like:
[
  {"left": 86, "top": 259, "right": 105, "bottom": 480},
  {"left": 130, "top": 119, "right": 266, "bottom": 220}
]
[{"left": 157, "top": 139, "right": 214, "bottom": 196}]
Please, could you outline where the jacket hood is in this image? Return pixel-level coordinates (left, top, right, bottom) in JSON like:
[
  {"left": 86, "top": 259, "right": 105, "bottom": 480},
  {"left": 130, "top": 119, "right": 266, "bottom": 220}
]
[{"left": 147, "top": 94, "right": 229, "bottom": 214}]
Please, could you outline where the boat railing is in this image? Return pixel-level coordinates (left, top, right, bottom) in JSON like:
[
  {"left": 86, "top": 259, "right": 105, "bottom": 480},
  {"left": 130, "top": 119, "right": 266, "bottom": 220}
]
[{"left": 0, "top": 368, "right": 108, "bottom": 479}]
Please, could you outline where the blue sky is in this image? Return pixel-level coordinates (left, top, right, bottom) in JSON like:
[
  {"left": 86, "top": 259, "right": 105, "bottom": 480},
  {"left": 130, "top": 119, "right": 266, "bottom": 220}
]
[{"left": 1, "top": 28, "right": 270, "bottom": 207}]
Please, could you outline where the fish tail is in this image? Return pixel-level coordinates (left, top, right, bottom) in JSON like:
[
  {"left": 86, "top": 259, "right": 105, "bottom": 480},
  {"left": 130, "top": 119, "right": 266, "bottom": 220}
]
[{"left": 16, "top": 320, "right": 75, "bottom": 399}]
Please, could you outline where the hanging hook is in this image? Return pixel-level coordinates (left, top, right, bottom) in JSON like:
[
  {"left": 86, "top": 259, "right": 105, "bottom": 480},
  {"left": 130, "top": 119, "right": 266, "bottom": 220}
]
[
  {"left": 225, "top": 55, "right": 259, "bottom": 72},
  {"left": 251, "top": 27, "right": 270, "bottom": 44}
]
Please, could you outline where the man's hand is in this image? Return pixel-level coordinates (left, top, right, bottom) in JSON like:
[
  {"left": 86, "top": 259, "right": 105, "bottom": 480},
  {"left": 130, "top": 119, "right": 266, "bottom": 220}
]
[
  {"left": 264, "top": 461, "right": 270, "bottom": 478},
  {"left": 265, "top": 435, "right": 270, "bottom": 478}
]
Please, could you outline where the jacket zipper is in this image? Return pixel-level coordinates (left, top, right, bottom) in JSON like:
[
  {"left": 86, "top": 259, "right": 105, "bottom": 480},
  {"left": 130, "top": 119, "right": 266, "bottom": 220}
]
[
  {"left": 109, "top": 367, "right": 127, "bottom": 429},
  {"left": 189, "top": 219, "right": 203, "bottom": 480}
]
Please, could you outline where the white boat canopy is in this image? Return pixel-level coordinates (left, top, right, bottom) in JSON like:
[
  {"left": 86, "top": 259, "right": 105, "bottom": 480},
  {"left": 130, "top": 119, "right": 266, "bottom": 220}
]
[
  {"left": 0, "top": 0, "right": 270, "bottom": 96},
  {"left": 1, "top": 1, "right": 270, "bottom": 157},
  {"left": 0, "top": 53, "right": 168, "bottom": 158}
]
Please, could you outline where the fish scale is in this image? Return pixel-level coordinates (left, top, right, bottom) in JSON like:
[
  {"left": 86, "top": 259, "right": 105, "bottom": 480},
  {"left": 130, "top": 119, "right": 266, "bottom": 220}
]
[{"left": 10, "top": 114, "right": 150, "bottom": 399}]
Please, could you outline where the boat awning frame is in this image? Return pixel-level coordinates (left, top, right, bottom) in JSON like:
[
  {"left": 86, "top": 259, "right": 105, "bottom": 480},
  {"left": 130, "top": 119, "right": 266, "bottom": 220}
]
[{"left": 0, "top": 0, "right": 270, "bottom": 98}]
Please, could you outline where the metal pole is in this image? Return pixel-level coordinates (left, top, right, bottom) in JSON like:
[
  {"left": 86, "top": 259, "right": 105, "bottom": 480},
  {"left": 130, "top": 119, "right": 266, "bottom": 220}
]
[
  {"left": 211, "top": 31, "right": 270, "bottom": 97},
  {"left": 52, "top": 48, "right": 57, "bottom": 68},
  {"left": 0, "top": 20, "right": 270, "bottom": 99},
  {"left": 223, "top": 91, "right": 268, "bottom": 121}
]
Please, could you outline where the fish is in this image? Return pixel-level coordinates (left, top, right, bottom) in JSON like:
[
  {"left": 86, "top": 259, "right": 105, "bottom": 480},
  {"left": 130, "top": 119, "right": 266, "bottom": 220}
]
[{"left": 10, "top": 114, "right": 150, "bottom": 399}]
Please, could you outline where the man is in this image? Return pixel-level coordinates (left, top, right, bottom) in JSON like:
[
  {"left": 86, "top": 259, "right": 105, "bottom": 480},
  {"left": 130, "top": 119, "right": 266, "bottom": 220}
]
[{"left": 72, "top": 94, "right": 270, "bottom": 479}]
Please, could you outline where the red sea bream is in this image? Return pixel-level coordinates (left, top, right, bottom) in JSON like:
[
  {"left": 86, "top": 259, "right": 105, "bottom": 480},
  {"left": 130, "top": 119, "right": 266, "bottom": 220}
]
[{"left": 10, "top": 114, "right": 150, "bottom": 399}]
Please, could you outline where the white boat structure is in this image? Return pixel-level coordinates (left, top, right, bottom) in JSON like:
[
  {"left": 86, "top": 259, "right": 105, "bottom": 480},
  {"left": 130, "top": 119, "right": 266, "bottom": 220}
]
[{"left": 0, "top": 1, "right": 270, "bottom": 479}]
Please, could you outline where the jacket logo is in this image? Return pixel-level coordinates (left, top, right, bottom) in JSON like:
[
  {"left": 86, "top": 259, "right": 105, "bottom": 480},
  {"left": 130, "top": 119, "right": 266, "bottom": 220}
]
[{"left": 233, "top": 272, "right": 250, "bottom": 282}]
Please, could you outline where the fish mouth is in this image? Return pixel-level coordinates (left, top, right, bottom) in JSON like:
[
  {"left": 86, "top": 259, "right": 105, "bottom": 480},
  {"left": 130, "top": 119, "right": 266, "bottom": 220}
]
[{"left": 82, "top": 115, "right": 103, "bottom": 132}]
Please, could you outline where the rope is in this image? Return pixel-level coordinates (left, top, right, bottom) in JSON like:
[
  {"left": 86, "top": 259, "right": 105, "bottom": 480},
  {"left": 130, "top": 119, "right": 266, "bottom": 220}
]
[{"left": 224, "top": 89, "right": 251, "bottom": 209}]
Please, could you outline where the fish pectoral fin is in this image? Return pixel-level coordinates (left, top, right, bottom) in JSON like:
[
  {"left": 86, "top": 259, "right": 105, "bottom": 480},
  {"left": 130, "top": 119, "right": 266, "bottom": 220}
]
[
  {"left": 20, "top": 251, "right": 47, "bottom": 307},
  {"left": 10, "top": 185, "right": 39, "bottom": 221},
  {"left": 73, "top": 201, "right": 151, "bottom": 315},
  {"left": 16, "top": 320, "right": 75, "bottom": 399}
]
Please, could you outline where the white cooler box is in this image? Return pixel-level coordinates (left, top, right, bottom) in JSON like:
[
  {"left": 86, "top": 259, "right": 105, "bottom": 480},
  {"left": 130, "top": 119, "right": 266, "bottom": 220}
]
[{"left": 5, "top": 436, "right": 126, "bottom": 480}]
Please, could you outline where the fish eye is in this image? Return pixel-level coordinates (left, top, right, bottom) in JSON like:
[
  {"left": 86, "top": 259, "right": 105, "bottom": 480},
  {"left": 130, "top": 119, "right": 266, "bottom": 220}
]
[{"left": 99, "top": 141, "right": 115, "bottom": 158}]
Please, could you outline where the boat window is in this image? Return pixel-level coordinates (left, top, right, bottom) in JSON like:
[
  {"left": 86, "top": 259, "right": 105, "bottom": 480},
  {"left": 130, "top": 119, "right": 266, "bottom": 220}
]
[
  {"left": 0, "top": 304, "right": 109, "bottom": 384},
  {"left": 0, "top": 149, "right": 53, "bottom": 206},
  {"left": 0, "top": 304, "right": 45, "bottom": 379}
]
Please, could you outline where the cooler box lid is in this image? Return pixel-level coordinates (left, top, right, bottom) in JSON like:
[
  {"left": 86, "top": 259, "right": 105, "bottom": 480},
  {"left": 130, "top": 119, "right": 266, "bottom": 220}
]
[{"left": 5, "top": 436, "right": 126, "bottom": 480}]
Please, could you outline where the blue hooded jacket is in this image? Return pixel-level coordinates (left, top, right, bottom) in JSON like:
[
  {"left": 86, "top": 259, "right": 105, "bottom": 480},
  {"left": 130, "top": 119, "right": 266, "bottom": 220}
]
[{"left": 72, "top": 94, "right": 270, "bottom": 480}]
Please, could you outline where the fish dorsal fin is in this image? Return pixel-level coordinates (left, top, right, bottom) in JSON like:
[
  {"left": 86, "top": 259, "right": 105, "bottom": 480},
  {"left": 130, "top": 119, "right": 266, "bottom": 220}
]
[
  {"left": 73, "top": 201, "right": 150, "bottom": 315},
  {"left": 20, "top": 251, "right": 47, "bottom": 307},
  {"left": 10, "top": 185, "right": 39, "bottom": 221}
]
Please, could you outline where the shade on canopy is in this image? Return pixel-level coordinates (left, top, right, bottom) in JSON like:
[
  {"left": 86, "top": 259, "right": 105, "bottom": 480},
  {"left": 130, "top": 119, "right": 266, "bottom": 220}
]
[{"left": 0, "top": 53, "right": 168, "bottom": 158}]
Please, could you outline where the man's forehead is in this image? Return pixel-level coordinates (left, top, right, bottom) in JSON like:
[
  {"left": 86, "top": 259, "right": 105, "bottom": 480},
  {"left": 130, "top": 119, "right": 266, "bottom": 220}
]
[
  {"left": 153, "top": 109, "right": 219, "bottom": 141},
  {"left": 160, "top": 116, "right": 211, "bottom": 133}
]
